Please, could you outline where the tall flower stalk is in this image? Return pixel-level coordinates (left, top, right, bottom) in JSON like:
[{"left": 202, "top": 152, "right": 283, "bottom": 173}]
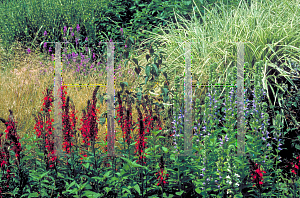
[
  {"left": 78, "top": 86, "right": 100, "bottom": 170},
  {"left": 2, "top": 110, "right": 22, "bottom": 166},
  {"left": 135, "top": 105, "right": 147, "bottom": 166},
  {"left": 0, "top": 110, "right": 21, "bottom": 195},
  {"left": 155, "top": 155, "right": 170, "bottom": 196},
  {"left": 61, "top": 91, "right": 76, "bottom": 165},
  {"left": 33, "top": 87, "right": 57, "bottom": 170},
  {"left": 32, "top": 83, "right": 76, "bottom": 170},
  {"left": 116, "top": 91, "right": 135, "bottom": 157}
]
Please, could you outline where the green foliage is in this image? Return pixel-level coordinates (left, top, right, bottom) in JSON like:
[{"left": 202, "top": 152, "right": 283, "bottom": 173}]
[
  {"left": 2, "top": 0, "right": 300, "bottom": 197},
  {"left": 0, "top": 0, "right": 247, "bottom": 68},
  {"left": 93, "top": 0, "right": 251, "bottom": 58}
]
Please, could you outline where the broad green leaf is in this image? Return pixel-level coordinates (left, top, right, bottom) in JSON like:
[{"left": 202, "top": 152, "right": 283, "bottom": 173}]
[
  {"left": 176, "top": 190, "right": 184, "bottom": 195},
  {"left": 28, "top": 192, "right": 39, "bottom": 198},
  {"left": 82, "top": 191, "right": 102, "bottom": 197},
  {"left": 104, "top": 170, "right": 112, "bottom": 178},
  {"left": 66, "top": 180, "right": 79, "bottom": 190},
  {"left": 162, "top": 146, "right": 168, "bottom": 153},
  {"left": 195, "top": 187, "right": 202, "bottom": 194},
  {"left": 152, "top": 64, "right": 158, "bottom": 76},
  {"left": 133, "top": 184, "right": 141, "bottom": 195},
  {"left": 38, "top": 171, "right": 50, "bottom": 180},
  {"left": 146, "top": 65, "right": 150, "bottom": 77},
  {"left": 26, "top": 145, "right": 32, "bottom": 150}
]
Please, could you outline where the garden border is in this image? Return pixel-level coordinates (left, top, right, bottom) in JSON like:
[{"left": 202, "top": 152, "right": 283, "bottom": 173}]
[{"left": 49, "top": 40, "right": 255, "bottom": 161}]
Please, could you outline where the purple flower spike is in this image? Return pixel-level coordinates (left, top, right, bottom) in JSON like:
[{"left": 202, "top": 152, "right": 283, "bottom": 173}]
[
  {"left": 71, "top": 32, "right": 74, "bottom": 37},
  {"left": 44, "top": 31, "right": 47, "bottom": 37},
  {"left": 85, "top": 37, "right": 88, "bottom": 42},
  {"left": 120, "top": 28, "right": 123, "bottom": 35},
  {"left": 43, "top": 42, "right": 47, "bottom": 49},
  {"left": 26, "top": 48, "right": 31, "bottom": 54},
  {"left": 63, "top": 26, "right": 67, "bottom": 35},
  {"left": 76, "top": 24, "right": 80, "bottom": 33}
]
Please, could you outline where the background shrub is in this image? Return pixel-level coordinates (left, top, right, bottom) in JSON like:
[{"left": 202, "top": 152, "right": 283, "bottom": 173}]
[{"left": 0, "top": 0, "right": 252, "bottom": 72}]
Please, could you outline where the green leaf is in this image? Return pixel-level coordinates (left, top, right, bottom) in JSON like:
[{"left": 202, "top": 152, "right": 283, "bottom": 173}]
[
  {"left": 152, "top": 130, "right": 161, "bottom": 136},
  {"left": 132, "top": 58, "right": 138, "bottom": 66},
  {"left": 184, "top": 1, "right": 191, "bottom": 5},
  {"left": 162, "top": 88, "right": 168, "bottom": 94},
  {"left": 152, "top": 64, "right": 159, "bottom": 76},
  {"left": 92, "top": 176, "right": 104, "bottom": 182},
  {"left": 121, "top": 157, "right": 133, "bottom": 166},
  {"left": 38, "top": 171, "right": 51, "bottom": 180},
  {"left": 109, "top": 177, "right": 118, "bottom": 182},
  {"left": 57, "top": 172, "right": 64, "bottom": 179},
  {"left": 245, "top": 135, "right": 253, "bottom": 140},
  {"left": 21, "top": 155, "right": 31, "bottom": 162},
  {"left": 222, "top": 127, "right": 228, "bottom": 133},
  {"left": 120, "top": 82, "right": 128, "bottom": 90},
  {"left": 79, "top": 182, "right": 89, "bottom": 191},
  {"left": 145, "top": 76, "right": 149, "bottom": 84},
  {"left": 98, "top": 117, "right": 106, "bottom": 126},
  {"left": 146, "top": 54, "right": 151, "bottom": 62},
  {"left": 66, "top": 180, "right": 78, "bottom": 190},
  {"left": 122, "top": 187, "right": 131, "bottom": 194},
  {"left": 176, "top": 190, "right": 184, "bottom": 195},
  {"left": 98, "top": 94, "right": 104, "bottom": 105},
  {"left": 146, "top": 65, "right": 151, "bottom": 77},
  {"left": 133, "top": 184, "right": 141, "bottom": 195},
  {"left": 41, "top": 179, "right": 50, "bottom": 183},
  {"left": 104, "top": 170, "right": 112, "bottom": 178},
  {"left": 103, "top": 187, "right": 111, "bottom": 193},
  {"left": 83, "top": 163, "right": 90, "bottom": 169},
  {"left": 131, "top": 160, "right": 148, "bottom": 169},
  {"left": 162, "top": 146, "right": 169, "bottom": 153},
  {"left": 82, "top": 191, "right": 102, "bottom": 197},
  {"left": 28, "top": 192, "right": 39, "bottom": 198}
]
